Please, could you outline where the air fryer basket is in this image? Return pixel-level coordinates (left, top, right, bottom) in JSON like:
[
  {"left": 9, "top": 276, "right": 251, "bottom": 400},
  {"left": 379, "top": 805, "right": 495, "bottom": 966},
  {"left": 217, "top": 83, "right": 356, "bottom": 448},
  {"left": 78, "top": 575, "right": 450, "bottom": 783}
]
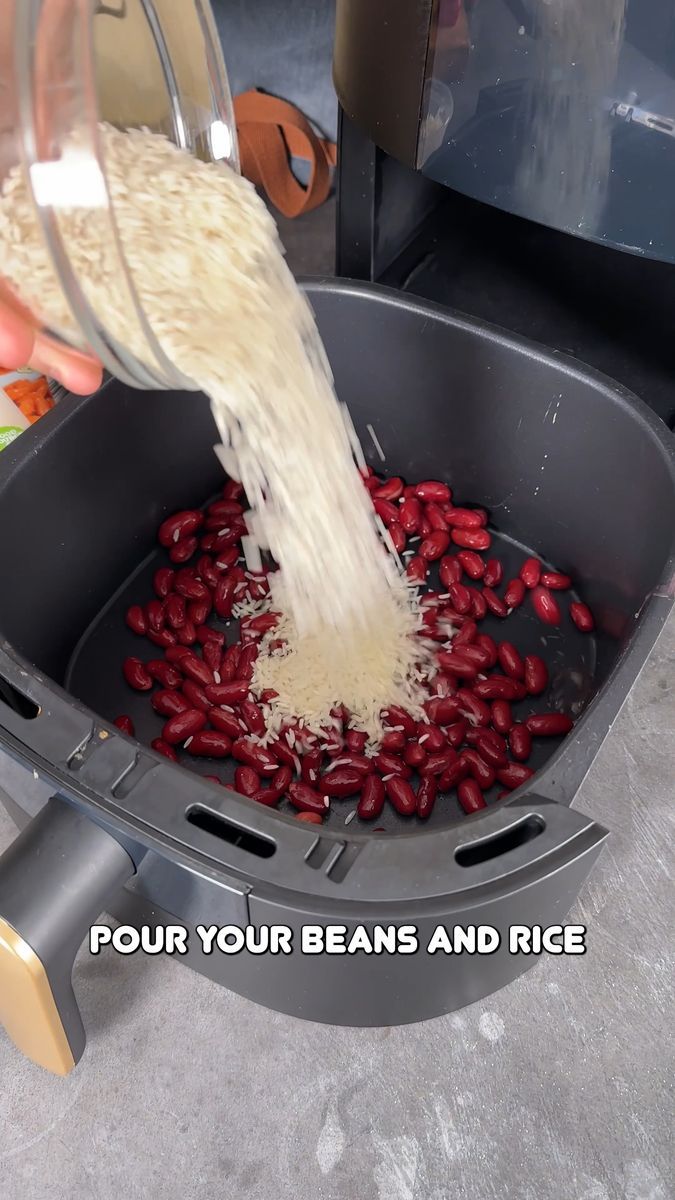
[{"left": 0, "top": 281, "right": 672, "bottom": 1075}]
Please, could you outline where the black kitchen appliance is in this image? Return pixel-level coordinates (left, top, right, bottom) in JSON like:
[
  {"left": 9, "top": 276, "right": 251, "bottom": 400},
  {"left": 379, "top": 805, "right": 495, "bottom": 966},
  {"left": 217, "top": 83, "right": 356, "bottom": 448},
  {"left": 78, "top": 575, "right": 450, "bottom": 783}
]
[
  {"left": 0, "top": 281, "right": 673, "bottom": 1075},
  {"left": 334, "top": 0, "right": 675, "bottom": 429}
]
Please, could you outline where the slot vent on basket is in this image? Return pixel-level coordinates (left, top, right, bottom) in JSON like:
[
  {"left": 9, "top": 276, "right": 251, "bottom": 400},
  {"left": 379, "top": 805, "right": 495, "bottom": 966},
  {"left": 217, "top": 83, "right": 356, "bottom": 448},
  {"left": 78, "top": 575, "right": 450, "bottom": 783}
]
[
  {"left": 305, "top": 838, "right": 361, "bottom": 882},
  {"left": 0, "top": 679, "right": 39, "bottom": 720},
  {"left": 186, "top": 805, "right": 276, "bottom": 858},
  {"left": 455, "top": 815, "right": 545, "bottom": 868}
]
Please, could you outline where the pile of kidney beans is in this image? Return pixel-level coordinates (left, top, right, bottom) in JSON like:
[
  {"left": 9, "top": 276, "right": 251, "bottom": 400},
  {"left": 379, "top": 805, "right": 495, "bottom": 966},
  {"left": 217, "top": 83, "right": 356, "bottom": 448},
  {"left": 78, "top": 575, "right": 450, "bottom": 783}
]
[{"left": 116, "top": 472, "right": 594, "bottom": 827}]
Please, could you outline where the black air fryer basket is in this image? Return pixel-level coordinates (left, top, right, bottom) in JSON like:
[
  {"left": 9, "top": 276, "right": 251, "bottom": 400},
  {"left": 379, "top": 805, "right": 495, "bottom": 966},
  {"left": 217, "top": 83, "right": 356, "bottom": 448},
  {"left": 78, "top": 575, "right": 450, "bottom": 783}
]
[{"left": 0, "top": 282, "right": 673, "bottom": 1075}]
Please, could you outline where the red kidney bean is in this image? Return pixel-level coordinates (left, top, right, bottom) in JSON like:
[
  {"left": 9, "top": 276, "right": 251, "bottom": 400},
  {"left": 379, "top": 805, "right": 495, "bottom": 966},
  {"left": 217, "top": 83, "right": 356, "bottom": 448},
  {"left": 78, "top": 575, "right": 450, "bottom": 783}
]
[
  {"left": 196, "top": 555, "right": 219, "bottom": 589},
  {"left": 445, "top": 719, "right": 468, "bottom": 749},
  {"left": 460, "top": 749, "right": 495, "bottom": 789},
  {"left": 455, "top": 643, "right": 492, "bottom": 670},
  {"left": 223, "top": 479, "right": 244, "bottom": 500},
  {"left": 147, "top": 628, "right": 177, "bottom": 649},
  {"left": 519, "top": 557, "right": 541, "bottom": 588},
  {"left": 256, "top": 765, "right": 294, "bottom": 806},
  {"left": 180, "top": 654, "right": 214, "bottom": 688},
  {"left": 526, "top": 713, "right": 573, "bottom": 736},
  {"left": 415, "top": 480, "right": 451, "bottom": 503},
  {"left": 540, "top": 571, "right": 571, "bottom": 590},
  {"left": 237, "top": 643, "right": 258, "bottom": 681},
  {"left": 174, "top": 571, "right": 210, "bottom": 602},
  {"left": 346, "top": 729, "right": 368, "bottom": 753},
  {"left": 475, "top": 633, "right": 498, "bottom": 666},
  {"left": 439, "top": 757, "right": 470, "bottom": 790},
  {"left": 439, "top": 555, "right": 462, "bottom": 588},
  {"left": 174, "top": 620, "right": 198, "bottom": 646},
  {"left": 419, "top": 531, "right": 450, "bottom": 561},
  {"left": 509, "top": 724, "right": 532, "bottom": 761},
  {"left": 288, "top": 782, "right": 329, "bottom": 815},
  {"left": 457, "top": 690, "right": 491, "bottom": 726},
  {"left": 295, "top": 811, "right": 323, "bottom": 825},
  {"left": 234, "top": 765, "right": 261, "bottom": 797},
  {"left": 417, "top": 724, "right": 447, "bottom": 752},
  {"left": 374, "top": 477, "right": 404, "bottom": 501},
  {"left": 418, "top": 517, "right": 432, "bottom": 540},
  {"left": 220, "top": 643, "right": 241, "bottom": 681},
  {"left": 165, "top": 644, "right": 191, "bottom": 665},
  {"left": 483, "top": 558, "right": 503, "bottom": 588},
  {"left": 474, "top": 734, "right": 508, "bottom": 768},
  {"left": 146, "top": 660, "right": 182, "bottom": 689},
  {"left": 151, "top": 738, "right": 178, "bottom": 762},
  {"left": 144, "top": 599, "right": 164, "bottom": 634},
  {"left": 373, "top": 497, "right": 400, "bottom": 527},
  {"left": 321, "top": 767, "right": 364, "bottom": 797},
  {"left": 205, "top": 679, "right": 249, "bottom": 704},
  {"left": 240, "top": 700, "right": 266, "bottom": 737},
  {"left": 446, "top": 581, "right": 472, "bottom": 615},
  {"left": 416, "top": 776, "right": 437, "bottom": 819},
  {"left": 524, "top": 654, "right": 548, "bottom": 695},
  {"left": 424, "top": 695, "right": 462, "bottom": 726},
  {"left": 270, "top": 738, "right": 299, "bottom": 770},
  {"left": 466, "top": 724, "right": 503, "bottom": 749},
  {"left": 420, "top": 747, "right": 458, "bottom": 777},
  {"left": 467, "top": 586, "right": 488, "bottom": 620},
  {"left": 188, "top": 599, "right": 211, "bottom": 626},
  {"left": 472, "top": 676, "right": 525, "bottom": 701},
  {"left": 260, "top": 689, "right": 278, "bottom": 704},
  {"left": 232, "top": 738, "right": 279, "bottom": 776},
  {"left": 382, "top": 705, "right": 417, "bottom": 737},
  {"left": 196, "top": 628, "right": 224, "bottom": 649},
  {"left": 453, "top": 619, "right": 477, "bottom": 646},
  {"left": 113, "top": 715, "right": 135, "bottom": 736},
  {"left": 438, "top": 653, "right": 479, "bottom": 681},
  {"left": 208, "top": 707, "right": 244, "bottom": 738},
  {"left": 158, "top": 510, "right": 204, "bottom": 548},
  {"left": 425, "top": 502, "right": 449, "bottom": 532},
  {"left": 358, "top": 775, "right": 385, "bottom": 820},
  {"left": 202, "top": 640, "right": 222, "bottom": 674},
  {"left": 497, "top": 763, "right": 535, "bottom": 790},
  {"left": 482, "top": 587, "right": 508, "bottom": 618},
  {"left": 451, "top": 528, "right": 491, "bottom": 551},
  {"left": 456, "top": 550, "right": 485, "bottom": 580},
  {"left": 404, "top": 741, "right": 428, "bottom": 768},
  {"left": 209, "top": 500, "right": 245, "bottom": 521},
  {"left": 214, "top": 546, "right": 240, "bottom": 570},
  {"left": 182, "top": 679, "right": 211, "bottom": 712},
  {"left": 532, "top": 586, "right": 561, "bottom": 626},
  {"left": 125, "top": 604, "right": 147, "bottom": 635},
  {"left": 389, "top": 521, "right": 406, "bottom": 553},
  {"left": 213, "top": 575, "right": 237, "bottom": 618},
  {"left": 491, "top": 700, "right": 513, "bottom": 735},
  {"left": 504, "top": 578, "right": 526, "bottom": 609},
  {"left": 169, "top": 536, "right": 198, "bottom": 564},
  {"left": 153, "top": 567, "right": 175, "bottom": 599},
  {"left": 164, "top": 594, "right": 186, "bottom": 629},
  {"left": 301, "top": 748, "right": 323, "bottom": 786},
  {"left": 570, "top": 601, "right": 594, "bottom": 632},
  {"left": 385, "top": 776, "right": 416, "bottom": 816},
  {"left": 497, "top": 641, "right": 525, "bottom": 680},
  {"left": 373, "top": 752, "right": 412, "bottom": 778},
  {"left": 458, "top": 778, "right": 487, "bottom": 814},
  {"left": 162, "top": 708, "right": 207, "bottom": 745},
  {"left": 380, "top": 729, "right": 406, "bottom": 752},
  {"left": 200, "top": 534, "right": 217, "bottom": 552},
  {"left": 123, "top": 657, "right": 152, "bottom": 691},
  {"left": 186, "top": 730, "right": 232, "bottom": 757},
  {"left": 445, "top": 508, "right": 483, "bottom": 529},
  {"left": 400, "top": 497, "right": 422, "bottom": 534}
]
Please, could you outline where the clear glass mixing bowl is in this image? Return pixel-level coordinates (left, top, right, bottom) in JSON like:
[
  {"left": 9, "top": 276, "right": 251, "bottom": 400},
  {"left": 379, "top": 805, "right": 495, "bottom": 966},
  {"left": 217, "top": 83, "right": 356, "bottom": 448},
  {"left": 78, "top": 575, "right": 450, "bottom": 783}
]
[{"left": 0, "top": 0, "right": 239, "bottom": 389}]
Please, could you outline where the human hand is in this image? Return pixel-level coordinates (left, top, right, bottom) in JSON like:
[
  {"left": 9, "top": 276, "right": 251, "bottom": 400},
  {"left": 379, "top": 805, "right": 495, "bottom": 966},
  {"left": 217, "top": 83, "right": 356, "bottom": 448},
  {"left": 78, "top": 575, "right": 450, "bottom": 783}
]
[{"left": 0, "top": 286, "right": 102, "bottom": 395}]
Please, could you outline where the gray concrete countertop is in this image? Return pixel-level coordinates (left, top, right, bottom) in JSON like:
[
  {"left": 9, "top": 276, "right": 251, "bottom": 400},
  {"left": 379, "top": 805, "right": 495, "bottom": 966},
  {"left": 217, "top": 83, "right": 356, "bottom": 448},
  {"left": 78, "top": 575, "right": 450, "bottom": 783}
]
[{"left": 1, "top": 609, "right": 673, "bottom": 1200}]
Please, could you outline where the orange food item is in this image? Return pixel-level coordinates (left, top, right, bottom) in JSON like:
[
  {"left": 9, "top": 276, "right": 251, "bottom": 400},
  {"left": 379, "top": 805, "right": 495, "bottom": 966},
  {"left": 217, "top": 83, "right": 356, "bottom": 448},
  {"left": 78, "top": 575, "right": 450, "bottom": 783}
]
[{"left": 0, "top": 367, "right": 54, "bottom": 425}]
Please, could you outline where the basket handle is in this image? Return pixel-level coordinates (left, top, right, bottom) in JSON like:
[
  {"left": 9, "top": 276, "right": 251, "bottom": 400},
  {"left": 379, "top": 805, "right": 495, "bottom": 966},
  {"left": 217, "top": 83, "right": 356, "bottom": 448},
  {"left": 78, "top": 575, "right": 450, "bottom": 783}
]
[{"left": 0, "top": 797, "right": 134, "bottom": 1074}]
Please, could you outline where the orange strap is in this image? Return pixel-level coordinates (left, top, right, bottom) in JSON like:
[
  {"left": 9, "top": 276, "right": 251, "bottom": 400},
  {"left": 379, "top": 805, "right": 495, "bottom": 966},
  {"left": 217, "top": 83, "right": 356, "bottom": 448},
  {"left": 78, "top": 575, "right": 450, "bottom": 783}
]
[{"left": 233, "top": 90, "right": 337, "bottom": 219}]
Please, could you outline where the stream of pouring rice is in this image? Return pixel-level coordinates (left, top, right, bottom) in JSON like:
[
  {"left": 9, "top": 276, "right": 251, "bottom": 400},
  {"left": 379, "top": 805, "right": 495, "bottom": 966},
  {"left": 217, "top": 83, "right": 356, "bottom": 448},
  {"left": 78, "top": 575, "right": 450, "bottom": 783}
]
[{"left": 0, "top": 125, "right": 431, "bottom": 743}]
